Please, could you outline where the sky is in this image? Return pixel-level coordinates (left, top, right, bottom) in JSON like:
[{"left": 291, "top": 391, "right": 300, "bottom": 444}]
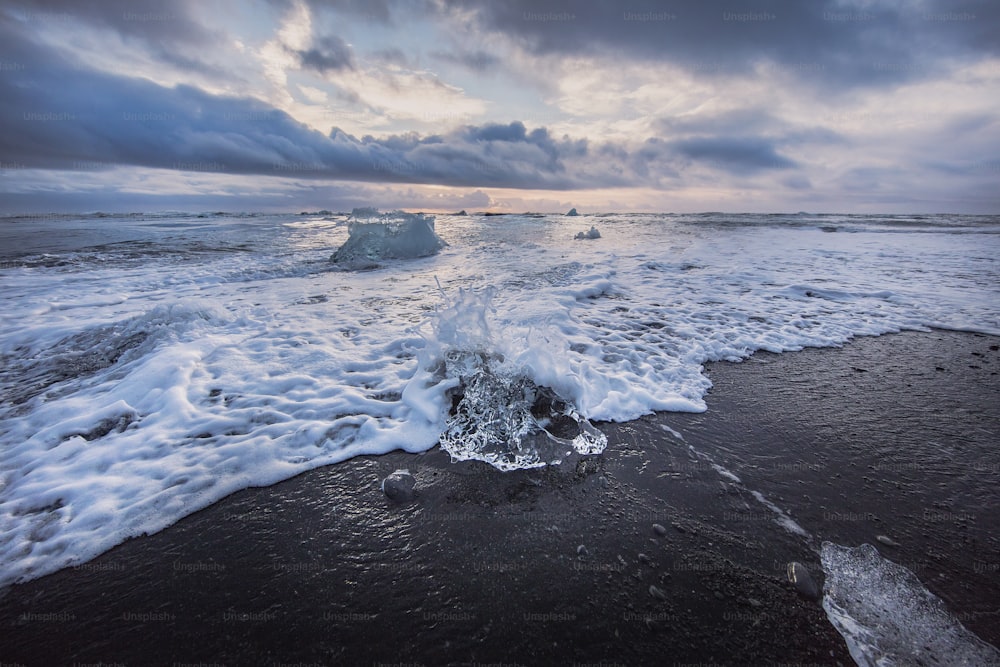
[{"left": 0, "top": 0, "right": 998, "bottom": 214}]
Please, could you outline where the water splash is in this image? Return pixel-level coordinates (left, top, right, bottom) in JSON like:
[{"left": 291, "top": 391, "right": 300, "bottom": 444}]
[{"left": 419, "top": 285, "right": 606, "bottom": 471}]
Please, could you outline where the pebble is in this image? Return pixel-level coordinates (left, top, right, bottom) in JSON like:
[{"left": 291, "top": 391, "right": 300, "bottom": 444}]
[
  {"left": 381, "top": 469, "right": 416, "bottom": 502},
  {"left": 576, "top": 544, "right": 589, "bottom": 557},
  {"left": 876, "top": 534, "right": 901, "bottom": 547},
  {"left": 638, "top": 553, "right": 651, "bottom": 565},
  {"left": 787, "top": 561, "right": 820, "bottom": 600},
  {"left": 652, "top": 523, "right": 667, "bottom": 536},
  {"left": 648, "top": 585, "right": 667, "bottom": 600}
]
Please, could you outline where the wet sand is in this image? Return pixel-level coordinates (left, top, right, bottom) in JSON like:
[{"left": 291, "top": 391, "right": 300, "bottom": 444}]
[{"left": 1, "top": 329, "right": 997, "bottom": 666}]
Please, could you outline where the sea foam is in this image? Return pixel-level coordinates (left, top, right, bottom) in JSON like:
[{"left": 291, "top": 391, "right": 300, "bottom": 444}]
[
  {"left": 0, "top": 212, "right": 997, "bottom": 588},
  {"left": 409, "top": 286, "right": 607, "bottom": 470}
]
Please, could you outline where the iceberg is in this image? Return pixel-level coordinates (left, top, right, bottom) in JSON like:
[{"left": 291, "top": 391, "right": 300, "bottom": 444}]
[{"left": 331, "top": 208, "right": 446, "bottom": 268}]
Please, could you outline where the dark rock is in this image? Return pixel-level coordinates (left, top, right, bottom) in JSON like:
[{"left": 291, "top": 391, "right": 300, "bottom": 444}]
[
  {"left": 381, "top": 469, "right": 416, "bottom": 502},
  {"left": 787, "top": 562, "right": 820, "bottom": 600}
]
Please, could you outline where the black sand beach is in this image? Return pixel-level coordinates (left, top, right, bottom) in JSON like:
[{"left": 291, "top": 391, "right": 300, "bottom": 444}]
[{"left": 1, "top": 329, "right": 997, "bottom": 666}]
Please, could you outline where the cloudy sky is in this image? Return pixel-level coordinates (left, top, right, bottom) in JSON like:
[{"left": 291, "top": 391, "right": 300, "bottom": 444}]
[{"left": 1, "top": 0, "right": 998, "bottom": 213}]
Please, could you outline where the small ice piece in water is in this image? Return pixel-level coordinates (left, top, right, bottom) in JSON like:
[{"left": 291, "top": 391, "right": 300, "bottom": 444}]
[
  {"left": 566, "top": 207, "right": 579, "bottom": 216},
  {"left": 381, "top": 469, "right": 416, "bottom": 502},
  {"left": 876, "top": 534, "right": 901, "bottom": 547},
  {"left": 331, "top": 208, "right": 446, "bottom": 268},
  {"left": 437, "top": 351, "right": 606, "bottom": 470},
  {"left": 821, "top": 542, "right": 1000, "bottom": 666},
  {"left": 574, "top": 226, "right": 601, "bottom": 240},
  {"left": 415, "top": 286, "right": 607, "bottom": 471},
  {"left": 787, "top": 561, "right": 820, "bottom": 600}
]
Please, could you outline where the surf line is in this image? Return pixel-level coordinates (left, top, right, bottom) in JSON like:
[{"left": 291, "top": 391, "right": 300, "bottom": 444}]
[{"left": 657, "top": 422, "right": 813, "bottom": 545}]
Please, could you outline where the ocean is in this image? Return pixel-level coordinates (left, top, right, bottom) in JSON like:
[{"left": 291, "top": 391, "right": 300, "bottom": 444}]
[{"left": 1, "top": 210, "right": 998, "bottom": 594}]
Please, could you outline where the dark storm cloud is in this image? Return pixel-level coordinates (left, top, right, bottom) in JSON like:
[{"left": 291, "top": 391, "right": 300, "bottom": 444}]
[
  {"left": 669, "top": 137, "right": 796, "bottom": 173},
  {"left": 1, "top": 0, "right": 231, "bottom": 80},
  {"left": 446, "top": 0, "right": 1000, "bottom": 88},
  {"left": 293, "top": 34, "right": 355, "bottom": 73},
  {"left": 266, "top": 0, "right": 397, "bottom": 24},
  {"left": 1, "top": 10, "right": 847, "bottom": 192},
  {"left": 654, "top": 110, "right": 845, "bottom": 174},
  {"left": 2, "top": 0, "right": 213, "bottom": 45},
  {"left": 0, "top": 24, "right": 638, "bottom": 190},
  {"left": 431, "top": 49, "right": 501, "bottom": 72}
]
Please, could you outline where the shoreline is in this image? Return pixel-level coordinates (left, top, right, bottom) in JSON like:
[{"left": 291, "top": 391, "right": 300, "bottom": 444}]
[{"left": 1, "top": 328, "right": 997, "bottom": 665}]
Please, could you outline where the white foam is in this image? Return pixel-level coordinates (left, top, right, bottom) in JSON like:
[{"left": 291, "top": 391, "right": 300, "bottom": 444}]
[
  {"left": 0, "top": 213, "right": 998, "bottom": 587},
  {"left": 658, "top": 423, "right": 685, "bottom": 441},
  {"left": 749, "top": 490, "right": 809, "bottom": 537},
  {"left": 711, "top": 464, "right": 742, "bottom": 484},
  {"left": 821, "top": 542, "right": 1000, "bottom": 666},
  {"left": 413, "top": 287, "right": 608, "bottom": 470}
]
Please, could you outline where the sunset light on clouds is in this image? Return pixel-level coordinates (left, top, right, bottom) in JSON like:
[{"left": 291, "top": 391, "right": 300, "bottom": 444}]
[{"left": 1, "top": 0, "right": 998, "bottom": 213}]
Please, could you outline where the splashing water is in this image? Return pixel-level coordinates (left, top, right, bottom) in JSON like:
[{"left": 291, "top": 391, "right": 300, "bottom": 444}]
[{"left": 416, "top": 285, "right": 607, "bottom": 470}]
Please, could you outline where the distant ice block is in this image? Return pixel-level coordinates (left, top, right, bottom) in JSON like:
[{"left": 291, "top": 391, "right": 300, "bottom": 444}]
[
  {"left": 574, "top": 226, "right": 601, "bottom": 240},
  {"left": 566, "top": 208, "right": 579, "bottom": 216},
  {"left": 331, "top": 209, "right": 446, "bottom": 268},
  {"left": 821, "top": 542, "right": 1000, "bottom": 666}
]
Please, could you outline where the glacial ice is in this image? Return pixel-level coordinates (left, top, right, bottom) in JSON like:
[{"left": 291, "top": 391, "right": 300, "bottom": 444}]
[
  {"left": 415, "top": 286, "right": 607, "bottom": 471},
  {"left": 331, "top": 209, "right": 446, "bottom": 268},
  {"left": 821, "top": 542, "right": 1000, "bottom": 666}
]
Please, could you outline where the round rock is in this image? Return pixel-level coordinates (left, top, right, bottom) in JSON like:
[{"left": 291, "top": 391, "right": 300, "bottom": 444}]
[
  {"left": 381, "top": 469, "right": 416, "bottom": 502},
  {"left": 787, "top": 561, "right": 820, "bottom": 600}
]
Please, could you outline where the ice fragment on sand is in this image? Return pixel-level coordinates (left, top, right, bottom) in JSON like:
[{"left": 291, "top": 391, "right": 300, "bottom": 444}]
[{"left": 821, "top": 542, "right": 1000, "bottom": 667}]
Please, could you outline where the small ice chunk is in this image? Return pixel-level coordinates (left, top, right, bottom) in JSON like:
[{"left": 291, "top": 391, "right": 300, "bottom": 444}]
[
  {"left": 574, "top": 226, "right": 601, "bottom": 240},
  {"left": 821, "top": 542, "right": 1000, "bottom": 666},
  {"left": 876, "top": 534, "right": 901, "bottom": 547}
]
